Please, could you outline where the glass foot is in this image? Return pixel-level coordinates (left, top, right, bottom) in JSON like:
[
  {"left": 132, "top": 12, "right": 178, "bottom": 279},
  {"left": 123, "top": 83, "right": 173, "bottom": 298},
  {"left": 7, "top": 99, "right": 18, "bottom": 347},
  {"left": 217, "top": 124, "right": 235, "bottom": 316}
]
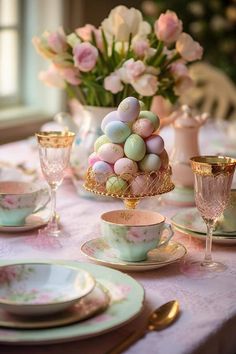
[
  {"left": 38, "top": 226, "right": 70, "bottom": 238},
  {"left": 180, "top": 259, "right": 227, "bottom": 279}
]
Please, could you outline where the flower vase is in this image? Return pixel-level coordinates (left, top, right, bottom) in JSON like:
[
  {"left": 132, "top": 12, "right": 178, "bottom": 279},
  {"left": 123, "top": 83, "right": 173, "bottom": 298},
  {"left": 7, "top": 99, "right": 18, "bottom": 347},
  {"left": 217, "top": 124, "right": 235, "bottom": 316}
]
[
  {"left": 69, "top": 102, "right": 115, "bottom": 198},
  {"left": 164, "top": 105, "right": 208, "bottom": 206}
]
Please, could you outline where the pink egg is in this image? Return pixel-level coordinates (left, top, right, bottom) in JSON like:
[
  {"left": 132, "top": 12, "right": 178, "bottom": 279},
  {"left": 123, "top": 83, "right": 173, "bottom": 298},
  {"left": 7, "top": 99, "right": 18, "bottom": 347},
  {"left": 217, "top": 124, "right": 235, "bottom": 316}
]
[
  {"left": 88, "top": 152, "right": 101, "bottom": 166},
  {"left": 114, "top": 158, "right": 138, "bottom": 176},
  {"left": 101, "top": 111, "right": 120, "bottom": 132},
  {"left": 159, "top": 149, "right": 169, "bottom": 170},
  {"left": 117, "top": 97, "right": 140, "bottom": 123},
  {"left": 92, "top": 161, "right": 114, "bottom": 183},
  {"left": 132, "top": 119, "right": 154, "bottom": 138},
  {"left": 98, "top": 143, "right": 124, "bottom": 164},
  {"left": 145, "top": 135, "right": 164, "bottom": 155},
  {"left": 130, "top": 175, "right": 153, "bottom": 196}
]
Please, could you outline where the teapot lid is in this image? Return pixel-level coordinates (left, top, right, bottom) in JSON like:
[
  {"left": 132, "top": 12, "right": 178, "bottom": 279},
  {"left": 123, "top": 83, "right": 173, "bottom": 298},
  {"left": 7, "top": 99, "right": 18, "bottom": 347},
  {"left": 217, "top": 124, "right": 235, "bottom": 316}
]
[{"left": 173, "top": 105, "right": 208, "bottom": 128}]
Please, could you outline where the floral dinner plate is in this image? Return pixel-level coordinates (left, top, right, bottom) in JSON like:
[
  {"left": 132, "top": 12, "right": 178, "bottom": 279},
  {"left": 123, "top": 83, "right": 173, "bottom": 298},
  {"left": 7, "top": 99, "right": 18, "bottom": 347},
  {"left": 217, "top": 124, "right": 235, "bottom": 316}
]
[
  {"left": 0, "top": 283, "right": 110, "bottom": 329},
  {"left": 81, "top": 238, "right": 186, "bottom": 271},
  {"left": 0, "top": 260, "right": 144, "bottom": 344}
]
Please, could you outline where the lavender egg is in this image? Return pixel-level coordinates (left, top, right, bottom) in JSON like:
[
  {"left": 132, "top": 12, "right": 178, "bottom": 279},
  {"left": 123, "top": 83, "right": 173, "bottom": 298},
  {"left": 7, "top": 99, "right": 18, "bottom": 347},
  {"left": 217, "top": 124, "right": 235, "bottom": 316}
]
[
  {"left": 92, "top": 161, "right": 113, "bottom": 183},
  {"left": 105, "top": 121, "right": 131, "bottom": 143},
  {"left": 139, "top": 154, "right": 161, "bottom": 172},
  {"left": 88, "top": 152, "right": 101, "bottom": 166},
  {"left": 101, "top": 110, "right": 120, "bottom": 132},
  {"left": 114, "top": 158, "right": 138, "bottom": 176},
  {"left": 132, "top": 119, "right": 154, "bottom": 138},
  {"left": 98, "top": 143, "right": 124, "bottom": 164},
  {"left": 145, "top": 135, "right": 164, "bottom": 155},
  {"left": 118, "top": 97, "right": 140, "bottom": 123}
]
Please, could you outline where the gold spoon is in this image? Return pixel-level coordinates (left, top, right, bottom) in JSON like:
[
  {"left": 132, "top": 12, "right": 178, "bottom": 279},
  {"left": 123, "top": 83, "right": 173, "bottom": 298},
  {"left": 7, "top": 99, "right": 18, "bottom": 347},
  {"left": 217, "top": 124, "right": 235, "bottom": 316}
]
[{"left": 107, "top": 300, "right": 180, "bottom": 354}]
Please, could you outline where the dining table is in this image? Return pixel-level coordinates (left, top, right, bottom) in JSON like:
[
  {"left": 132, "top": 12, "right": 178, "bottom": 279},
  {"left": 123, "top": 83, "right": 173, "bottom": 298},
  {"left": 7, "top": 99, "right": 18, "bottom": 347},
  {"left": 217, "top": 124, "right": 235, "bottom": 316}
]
[{"left": 0, "top": 120, "right": 236, "bottom": 354}]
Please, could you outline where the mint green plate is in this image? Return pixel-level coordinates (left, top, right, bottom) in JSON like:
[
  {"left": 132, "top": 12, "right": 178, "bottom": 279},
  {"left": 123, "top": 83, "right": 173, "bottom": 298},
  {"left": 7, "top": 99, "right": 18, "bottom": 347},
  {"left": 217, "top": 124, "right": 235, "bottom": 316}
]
[
  {"left": 0, "top": 260, "right": 144, "bottom": 345},
  {"left": 171, "top": 208, "right": 236, "bottom": 236}
]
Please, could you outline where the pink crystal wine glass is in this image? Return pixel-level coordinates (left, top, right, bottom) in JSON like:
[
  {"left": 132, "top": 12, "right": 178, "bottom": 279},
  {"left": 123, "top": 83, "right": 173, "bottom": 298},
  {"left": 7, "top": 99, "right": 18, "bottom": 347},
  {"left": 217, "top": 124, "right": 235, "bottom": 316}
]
[{"left": 182, "top": 156, "right": 236, "bottom": 278}]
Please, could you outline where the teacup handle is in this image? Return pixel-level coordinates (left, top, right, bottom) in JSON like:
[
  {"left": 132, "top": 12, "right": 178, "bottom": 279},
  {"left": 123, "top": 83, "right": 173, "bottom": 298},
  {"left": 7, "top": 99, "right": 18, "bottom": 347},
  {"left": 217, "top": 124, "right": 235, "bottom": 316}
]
[{"left": 159, "top": 223, "right": 174, "bottom": 247}]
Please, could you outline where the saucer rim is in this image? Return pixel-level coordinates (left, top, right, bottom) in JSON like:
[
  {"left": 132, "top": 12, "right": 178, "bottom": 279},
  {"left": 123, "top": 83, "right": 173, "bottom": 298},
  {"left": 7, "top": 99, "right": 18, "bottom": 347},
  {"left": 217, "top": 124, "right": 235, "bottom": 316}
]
[
  {"left": 81, "top": 238, "right": 187, "bottom": 269},
  {"left": 0, "top": 209, "right": 50, "bottom": 232}
]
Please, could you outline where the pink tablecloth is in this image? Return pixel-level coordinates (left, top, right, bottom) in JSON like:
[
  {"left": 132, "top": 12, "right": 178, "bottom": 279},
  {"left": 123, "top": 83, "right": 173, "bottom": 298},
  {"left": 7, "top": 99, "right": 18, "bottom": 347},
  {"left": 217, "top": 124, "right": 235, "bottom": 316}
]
[{"left": 0, "top": 123, "right": 236, "bottom": 354}]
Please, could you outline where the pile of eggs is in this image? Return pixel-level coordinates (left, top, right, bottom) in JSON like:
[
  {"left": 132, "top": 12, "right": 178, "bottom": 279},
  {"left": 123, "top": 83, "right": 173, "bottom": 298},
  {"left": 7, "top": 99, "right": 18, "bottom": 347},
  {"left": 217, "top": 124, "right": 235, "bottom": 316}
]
[{"left": 88, "top": 97, "right": 169, "bottom": 195}]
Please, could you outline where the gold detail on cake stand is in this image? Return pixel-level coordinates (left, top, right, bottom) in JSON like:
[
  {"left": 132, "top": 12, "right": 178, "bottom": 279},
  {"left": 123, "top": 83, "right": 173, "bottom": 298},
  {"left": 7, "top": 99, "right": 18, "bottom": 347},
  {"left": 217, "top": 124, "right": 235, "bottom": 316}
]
[{"left": 84, "top": 167, "right": 175, "bottom": 209}]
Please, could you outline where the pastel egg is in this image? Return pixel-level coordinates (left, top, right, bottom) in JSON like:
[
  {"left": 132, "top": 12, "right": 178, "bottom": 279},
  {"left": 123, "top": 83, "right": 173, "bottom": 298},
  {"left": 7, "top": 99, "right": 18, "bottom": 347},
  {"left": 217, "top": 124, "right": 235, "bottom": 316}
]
[
  {"left": 124, "top": 134, "right": 146, "bottom": 162},
  {"left": 101, "top": 110, "right": 120, "bottom": 132},
  {"left": 145, "top": 135, "right": 164, "bottom": 155},
  {"left": 139, "top": 154, "right": 161, "bottom": 172},
  {"left": 114, "top": 158, "right": 138, "bottom": 176},
  {"left": 159, "top": 149, "right": 169, "bottom": 169},
  {"left": 130, "top": 175, "right": 153, "bottom": 195},
  {"left": 132, "top": 119, "right": 154, "bottom": 138},
  {"left": 118, "top": 97, "right": 140, "bottom": 123},
  {"left": 138, "top": 111, "right": 160, "bottom": 131},
  {"left": 105, "top": 121, "right": 131, "bottom": 143},
  {"left": 98, "top": 143, "right": 124, "bottom": 164},
  {"left": 92, "top": 161, "right": 113, "bottom": 183},
  {"left": 106, "top": 176, "right": 128, "bottom": 194},
  {"left": 94, "top": 135, "right": 110, "bottom": 152},
  {"left": 88, "top": 152, "right": 101, "bottom": 166}
]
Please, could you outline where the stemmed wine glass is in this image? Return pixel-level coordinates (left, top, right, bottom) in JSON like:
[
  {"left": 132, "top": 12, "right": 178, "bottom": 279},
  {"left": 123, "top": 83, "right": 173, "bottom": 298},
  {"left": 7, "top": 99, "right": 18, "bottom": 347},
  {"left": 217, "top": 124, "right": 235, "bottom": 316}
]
[
  {"left": 36, "top": 131, "right": 75, "bottom": 238},
  {"left": 182, "top": 156, "right": 236, "bottom": 278}
]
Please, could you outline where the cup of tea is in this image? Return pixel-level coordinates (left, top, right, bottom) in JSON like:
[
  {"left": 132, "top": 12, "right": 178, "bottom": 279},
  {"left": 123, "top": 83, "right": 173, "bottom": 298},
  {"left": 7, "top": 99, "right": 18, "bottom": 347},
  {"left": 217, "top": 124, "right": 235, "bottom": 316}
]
[
  {"left": 0, "top": 181, "right": 50, "bottom": 226},
  {"left": 101, "top": 209, "right": 174, "bottom": 262}
]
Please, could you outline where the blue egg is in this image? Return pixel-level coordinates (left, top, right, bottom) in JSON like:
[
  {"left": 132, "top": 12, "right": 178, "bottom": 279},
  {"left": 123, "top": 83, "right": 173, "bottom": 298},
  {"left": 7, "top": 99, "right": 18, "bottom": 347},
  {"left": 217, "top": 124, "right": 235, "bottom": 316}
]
[
  {"left": 92, "top": 161, "right": 113, "bottom": 183},
  {"left": 105, "top": 121, "right": 131, "bottom": 143}
]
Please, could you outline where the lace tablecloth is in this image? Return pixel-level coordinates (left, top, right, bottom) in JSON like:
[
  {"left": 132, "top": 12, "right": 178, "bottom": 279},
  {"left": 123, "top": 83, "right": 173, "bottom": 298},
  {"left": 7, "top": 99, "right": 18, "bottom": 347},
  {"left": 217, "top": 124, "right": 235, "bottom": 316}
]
[{"left": 0, "top": 123, "right": 236, "bottom": 354}]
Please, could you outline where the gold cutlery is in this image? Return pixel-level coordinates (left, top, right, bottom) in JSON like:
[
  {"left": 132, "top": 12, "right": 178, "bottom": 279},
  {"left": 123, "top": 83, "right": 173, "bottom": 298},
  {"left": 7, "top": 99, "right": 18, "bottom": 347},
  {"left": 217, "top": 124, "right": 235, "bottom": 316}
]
[{"left": 106, "top": 300, "right": 180, "bottom": 354}]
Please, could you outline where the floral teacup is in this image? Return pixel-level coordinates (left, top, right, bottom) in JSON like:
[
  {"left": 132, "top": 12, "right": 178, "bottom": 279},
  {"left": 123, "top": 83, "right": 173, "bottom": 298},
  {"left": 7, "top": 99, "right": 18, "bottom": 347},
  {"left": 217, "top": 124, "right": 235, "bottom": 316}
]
[
  {"left": 0, "top": 181, "right": 50, "bottom": 226},
  {"left": 101, "top": 209, "right": 174, "bottom": 262}
]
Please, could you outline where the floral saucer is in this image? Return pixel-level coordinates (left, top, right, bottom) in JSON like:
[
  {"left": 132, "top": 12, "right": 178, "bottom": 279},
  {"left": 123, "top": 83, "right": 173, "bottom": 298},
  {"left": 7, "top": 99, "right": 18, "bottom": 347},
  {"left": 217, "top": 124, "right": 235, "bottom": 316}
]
[
  {"left": 0, "top": 283, "right": 110, "bottom": 329},
  {"left": 81, "top": 238, "right": 187, "bottom": 271},
  {"left": 171, "top": 208, "right": 236, "bottom": 236},
  {"left": 0, "top": 208, "right": 50, "bottom": 233},
  {"left": 174, "top": 226, "right": 236, "bottom": 245},
  {"left": 0, "top": 260, "right": 144, "bottom": 344},
  {"left": 0, "top": 263, "right": 95, "bottom": 316}
]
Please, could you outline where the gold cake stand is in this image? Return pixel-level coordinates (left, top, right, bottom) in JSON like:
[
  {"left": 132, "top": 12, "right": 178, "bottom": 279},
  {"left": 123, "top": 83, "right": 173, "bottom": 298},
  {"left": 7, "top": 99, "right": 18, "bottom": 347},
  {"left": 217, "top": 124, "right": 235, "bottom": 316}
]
[{"left": 84, "top": 167, "right": 175, "bottom": 209}]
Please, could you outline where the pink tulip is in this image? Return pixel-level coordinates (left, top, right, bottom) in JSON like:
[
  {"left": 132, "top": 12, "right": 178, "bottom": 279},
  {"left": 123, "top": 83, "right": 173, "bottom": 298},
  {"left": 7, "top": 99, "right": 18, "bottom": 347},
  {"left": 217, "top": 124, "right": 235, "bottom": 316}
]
[
  {"left": 132, "top": 39, "right": 150, "bottom": 57},
  {"left": 47, "top": 28, "right": 68, "bottom": 53},
  {"left": 132, "top": 74, "right": 158, "bottom": 96},
  {"left": 32, "top": 36, "right": 55, "bottom": 60},
  {"left": 170, "top": 62, "right": 189, "bottom": 78},
  {"left": 76, "top": 25, "right": 104, "bottom": 52},
  {"left": 104, "top": 73, "right": 123, "bottom": 94},
  {"left": 39, "top": 65, "right": 65, "bottom": 88},
  {"left": 59, "top": 67, "right": 81, "bottom": 85},
  {"left": 73, "top": 42, "right": 98, "bottom": 72},
  {"left": 176, "top": 33, "right": 203, "bottom": 61},
  {"left": 121, "top": 59, "right": 146, "bottom": 82},
  {"left": 155, "top": 11, "right": 183, "bottom": 43}
]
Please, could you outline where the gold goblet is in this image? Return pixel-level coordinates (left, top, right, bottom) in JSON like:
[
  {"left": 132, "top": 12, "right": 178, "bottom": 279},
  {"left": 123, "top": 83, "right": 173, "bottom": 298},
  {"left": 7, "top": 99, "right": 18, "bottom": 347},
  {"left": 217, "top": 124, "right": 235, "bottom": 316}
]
[
  {"left": 182, "top": 156, "right": 236, "bottom": 277},
  {"left": 36, "top": 131, "right": 75, "bottom": 237}
]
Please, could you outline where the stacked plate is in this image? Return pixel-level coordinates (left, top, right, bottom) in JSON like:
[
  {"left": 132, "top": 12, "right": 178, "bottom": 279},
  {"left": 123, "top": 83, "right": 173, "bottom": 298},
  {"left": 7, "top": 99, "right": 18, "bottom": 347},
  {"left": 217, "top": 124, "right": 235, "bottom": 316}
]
[
  {"left": 171, "top": 208, "right": 236, "bottom": 245},
  {"left": 0, "top": 261, "right": 144, "bottom": 345}
]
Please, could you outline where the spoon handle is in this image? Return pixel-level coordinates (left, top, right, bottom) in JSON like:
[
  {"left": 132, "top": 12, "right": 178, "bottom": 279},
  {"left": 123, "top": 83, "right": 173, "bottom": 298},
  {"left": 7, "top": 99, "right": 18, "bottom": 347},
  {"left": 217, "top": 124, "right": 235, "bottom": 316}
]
[{"left": 106, "top": 329, "right": 146, "bottom": 354}]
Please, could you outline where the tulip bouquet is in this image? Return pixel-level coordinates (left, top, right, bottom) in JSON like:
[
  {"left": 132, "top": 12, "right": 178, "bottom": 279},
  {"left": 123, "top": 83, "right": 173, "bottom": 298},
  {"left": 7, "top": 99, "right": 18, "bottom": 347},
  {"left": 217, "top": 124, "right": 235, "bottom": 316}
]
[{"left": 33, "top": 5, "right": 203, "bottom": 108}]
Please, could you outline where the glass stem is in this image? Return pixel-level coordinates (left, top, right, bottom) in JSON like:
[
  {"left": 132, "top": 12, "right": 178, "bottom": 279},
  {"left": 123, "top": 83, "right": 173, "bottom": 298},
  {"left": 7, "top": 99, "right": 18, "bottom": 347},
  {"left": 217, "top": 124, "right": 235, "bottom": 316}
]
[
  {"left": 204, "top": 221, "right": 214, "bottom": 264},
  {"left": 50, "top": 187, "right": 59, "bottom": 232}
]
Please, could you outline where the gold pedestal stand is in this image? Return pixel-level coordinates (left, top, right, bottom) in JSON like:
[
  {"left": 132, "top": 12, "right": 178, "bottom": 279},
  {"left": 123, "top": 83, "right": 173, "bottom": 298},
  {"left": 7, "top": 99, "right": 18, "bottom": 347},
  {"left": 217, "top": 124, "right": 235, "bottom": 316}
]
[{"left": 84, "top": 167, "right": 175, "bottom": 209}]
